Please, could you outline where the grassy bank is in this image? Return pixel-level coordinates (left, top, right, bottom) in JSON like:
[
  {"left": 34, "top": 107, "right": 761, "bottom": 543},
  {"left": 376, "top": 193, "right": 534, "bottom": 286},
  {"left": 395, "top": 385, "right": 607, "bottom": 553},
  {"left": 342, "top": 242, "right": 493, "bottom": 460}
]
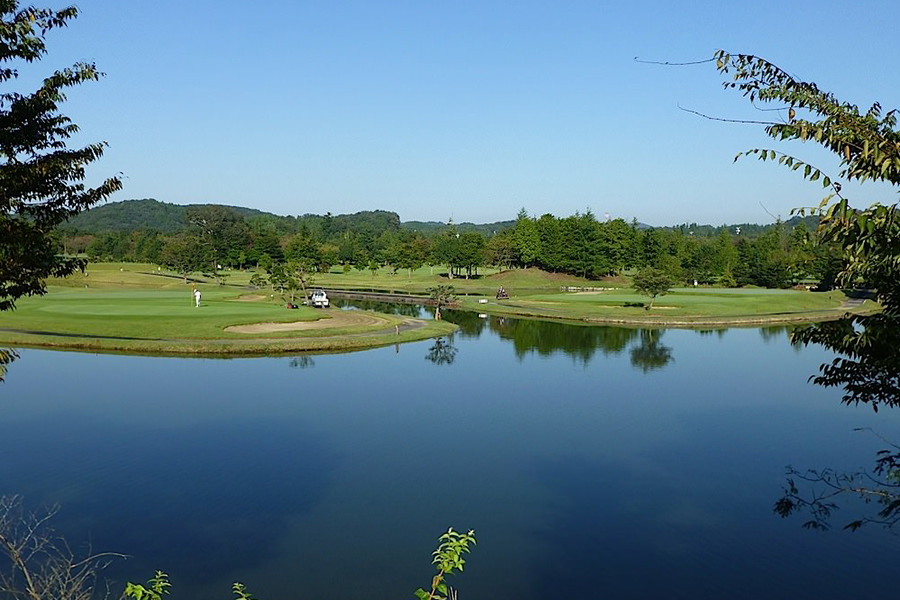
[{"left": 456, "top": 286, "right": 874, "bottom": 326}]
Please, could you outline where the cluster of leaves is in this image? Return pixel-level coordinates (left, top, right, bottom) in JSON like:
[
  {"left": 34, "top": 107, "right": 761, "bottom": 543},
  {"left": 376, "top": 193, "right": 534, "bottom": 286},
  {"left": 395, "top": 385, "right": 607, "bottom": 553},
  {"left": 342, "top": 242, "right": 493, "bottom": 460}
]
[
  {"left": 414, "top": 528, "right": 477, "bottom": 600},
  {"left": 0, "top": 347, "right": 16, "bottom": 381},
  {"left": 123, "top": 571, "right": 171, "bottom": 600},
  {"left": 124, "top": 572, "right": 257, "bottom": 600},
  {"left": 715, "top": 50, "right": 900, "bottom": 187}
]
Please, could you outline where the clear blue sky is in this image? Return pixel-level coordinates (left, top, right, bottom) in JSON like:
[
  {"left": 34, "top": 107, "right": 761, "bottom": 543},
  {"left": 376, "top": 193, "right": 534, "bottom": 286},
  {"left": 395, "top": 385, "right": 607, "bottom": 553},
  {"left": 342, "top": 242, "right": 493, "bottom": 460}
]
[{"left": 30, "top": 0, "right": 900, "bottom": 225}]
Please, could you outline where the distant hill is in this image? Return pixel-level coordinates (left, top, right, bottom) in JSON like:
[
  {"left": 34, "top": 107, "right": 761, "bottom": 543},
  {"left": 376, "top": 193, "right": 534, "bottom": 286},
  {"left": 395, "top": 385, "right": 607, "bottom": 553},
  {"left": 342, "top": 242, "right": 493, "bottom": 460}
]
[
  {"left": 59, "top": 199, "right": 399, "bottom": 235},
  {"left": 401, "top": 220, "right": 515, "bottom": 236},
  {"left": 60, "top": 198, "right": 508, "bottom": 236},
  {"left": 59, "top": 198, "right": 184, "bottom": 233},
  {"left": 59, "top": 198, "right": 816, "bottom": 238}
]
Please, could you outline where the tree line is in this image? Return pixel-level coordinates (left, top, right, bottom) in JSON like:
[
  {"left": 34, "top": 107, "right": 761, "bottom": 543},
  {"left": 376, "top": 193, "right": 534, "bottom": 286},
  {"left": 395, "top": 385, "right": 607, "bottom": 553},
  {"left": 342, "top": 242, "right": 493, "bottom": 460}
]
[{"left": 56, "top": 200, "right": 840, "bottom": 290}]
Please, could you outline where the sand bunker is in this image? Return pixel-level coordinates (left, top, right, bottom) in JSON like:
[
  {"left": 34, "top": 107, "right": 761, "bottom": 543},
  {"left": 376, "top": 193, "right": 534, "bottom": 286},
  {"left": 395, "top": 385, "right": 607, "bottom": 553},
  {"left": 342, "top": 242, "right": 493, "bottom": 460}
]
[{"left": 225, "top": 310, "right": 385, "bottom": 334}]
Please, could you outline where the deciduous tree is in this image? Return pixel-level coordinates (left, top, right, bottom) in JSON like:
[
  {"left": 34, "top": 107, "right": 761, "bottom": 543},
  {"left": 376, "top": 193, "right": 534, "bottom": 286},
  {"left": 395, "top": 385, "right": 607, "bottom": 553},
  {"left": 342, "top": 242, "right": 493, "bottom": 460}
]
[
  {"left": 632, "top": 268, "right": 674, "bottom": 310},
  {"left": 428, "top": 284, "right": 456, "bottom": 320},
  {"left": 710, "top": 50, "right": 900, "bottom": 529},
  {"left": 0, "top": 2, "right": 121, "bottom": 311}
]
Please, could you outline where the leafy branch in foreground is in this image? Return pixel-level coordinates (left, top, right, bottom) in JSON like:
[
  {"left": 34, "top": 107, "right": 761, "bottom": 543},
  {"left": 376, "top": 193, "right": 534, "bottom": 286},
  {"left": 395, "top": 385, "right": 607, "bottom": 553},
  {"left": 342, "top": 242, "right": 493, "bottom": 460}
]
[
  {"left": 414, "top": 528, "right": 476, "bottom": 600},
  {"left": 713, "top": 51, "right": 900, "bottom": 411},
  {"left": 710, "top": 50, "right": 900, "bottom": 529},
  {"left": 0, "top": 1, "right": 122, "bottom": 311},
  {"left": 123, "top": 571, "right": 170, "bottom": 600},
  {"left": 0, "top": 347, "right": 16, "bottom": 382},
  {"left": 123, "top": 572, "right": 259, "bottom": 600}
]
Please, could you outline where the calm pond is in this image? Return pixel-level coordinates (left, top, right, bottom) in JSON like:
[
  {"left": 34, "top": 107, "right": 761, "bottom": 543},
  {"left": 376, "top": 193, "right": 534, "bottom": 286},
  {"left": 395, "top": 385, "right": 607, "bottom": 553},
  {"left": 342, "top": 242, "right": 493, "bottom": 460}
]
[{"left": 1, "top": 310, "right": 898, "bottom": 600}]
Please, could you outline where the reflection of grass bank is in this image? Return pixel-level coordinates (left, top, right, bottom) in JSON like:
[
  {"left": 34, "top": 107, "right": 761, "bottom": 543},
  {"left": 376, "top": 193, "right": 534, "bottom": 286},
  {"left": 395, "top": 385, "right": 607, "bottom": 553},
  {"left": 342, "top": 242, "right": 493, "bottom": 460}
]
[{"left": 0, "top": 263, "right": 454, "bottom": 355}]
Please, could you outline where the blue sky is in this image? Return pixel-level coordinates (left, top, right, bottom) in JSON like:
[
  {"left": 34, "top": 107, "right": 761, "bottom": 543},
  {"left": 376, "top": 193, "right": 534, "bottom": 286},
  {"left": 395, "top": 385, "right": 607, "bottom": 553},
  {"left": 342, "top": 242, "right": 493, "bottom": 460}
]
[{"left": 27, "top": 0, "right": 900, "bottom": 225}]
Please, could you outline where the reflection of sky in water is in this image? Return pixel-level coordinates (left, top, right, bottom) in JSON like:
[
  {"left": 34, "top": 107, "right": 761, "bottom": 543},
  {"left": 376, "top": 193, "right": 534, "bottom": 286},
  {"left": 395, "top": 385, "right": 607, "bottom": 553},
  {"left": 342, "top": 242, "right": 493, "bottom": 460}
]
[{"left": 1, "top": 322, "right": 898, "bottom": 600}]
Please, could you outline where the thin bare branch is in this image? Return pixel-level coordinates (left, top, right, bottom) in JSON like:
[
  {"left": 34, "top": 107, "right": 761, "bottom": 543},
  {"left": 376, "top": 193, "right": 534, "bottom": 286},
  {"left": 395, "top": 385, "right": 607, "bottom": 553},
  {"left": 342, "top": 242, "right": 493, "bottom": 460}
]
[
  {"left": 676, "top": 104, "right": 776, "bottom": 126},
  {"left": 633, "top": 56, "right": 717, "bottom": 66}
]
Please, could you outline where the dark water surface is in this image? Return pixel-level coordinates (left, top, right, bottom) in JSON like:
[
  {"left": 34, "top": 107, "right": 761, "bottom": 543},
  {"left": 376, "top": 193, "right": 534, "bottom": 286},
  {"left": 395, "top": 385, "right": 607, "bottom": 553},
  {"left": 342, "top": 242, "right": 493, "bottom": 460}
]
[{"left": 1, "top": 314, "right": 898, "bottom": 599}]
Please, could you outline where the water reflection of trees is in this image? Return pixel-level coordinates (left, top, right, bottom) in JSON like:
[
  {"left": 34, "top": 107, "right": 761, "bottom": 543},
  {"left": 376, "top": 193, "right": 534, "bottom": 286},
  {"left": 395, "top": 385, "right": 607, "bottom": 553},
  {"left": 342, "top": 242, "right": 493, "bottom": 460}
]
[
  {"left": 758, "top": 325, "right": 793, "bottom": 343},
  {"left": 440, "top": 311, "right": 676, "bottom": 371},
  {"left": 424, "top": 336, "right": 457, "bottom": 366},
  {"left": 496, "top": 319, "right": 640, "bottom": 364},
  {"left": 629, "top": 330, "right": 673, "bottom": 373},
  {"left": 289, "top": 356, "right": 315, "bottom": 369},
  {"left": 439, "top": 309, "right": 489, "bottom": 337},
  {"left": 331, "top": 299, "right": 426, "bottom": 317}
]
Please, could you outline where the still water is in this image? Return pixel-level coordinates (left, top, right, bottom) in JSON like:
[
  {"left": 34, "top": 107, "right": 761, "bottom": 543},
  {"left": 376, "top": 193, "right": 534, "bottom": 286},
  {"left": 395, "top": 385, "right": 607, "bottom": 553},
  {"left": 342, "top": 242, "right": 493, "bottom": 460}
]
[{"left": 1, "top": 312, "right": 898, "bottom": 600}]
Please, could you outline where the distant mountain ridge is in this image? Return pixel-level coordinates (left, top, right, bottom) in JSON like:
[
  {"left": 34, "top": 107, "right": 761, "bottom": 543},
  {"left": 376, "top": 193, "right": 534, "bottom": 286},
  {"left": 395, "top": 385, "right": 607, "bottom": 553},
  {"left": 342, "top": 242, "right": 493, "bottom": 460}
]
[
  {"left": 59, "top": 198, "right": 815, "bottom": 236},
  {"left": 59, "top": 198, "right": 516, "bottom": 236},
  {"left": 400, "top": 220, "right": 515, "bottom": 236}
]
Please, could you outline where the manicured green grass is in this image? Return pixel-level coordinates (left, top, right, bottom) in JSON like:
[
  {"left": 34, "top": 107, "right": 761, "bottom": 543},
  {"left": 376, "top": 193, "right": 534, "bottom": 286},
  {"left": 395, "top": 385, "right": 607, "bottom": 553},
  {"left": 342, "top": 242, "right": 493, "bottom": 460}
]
[
  {"left": 314, "top": 264, "right": 605, "bottom": 296},
  {"left": 0, "top": 262, "right": 456, "bottom": 355},
  {"left": 457, "top": 286, "right": 874, "bottom": 325}
]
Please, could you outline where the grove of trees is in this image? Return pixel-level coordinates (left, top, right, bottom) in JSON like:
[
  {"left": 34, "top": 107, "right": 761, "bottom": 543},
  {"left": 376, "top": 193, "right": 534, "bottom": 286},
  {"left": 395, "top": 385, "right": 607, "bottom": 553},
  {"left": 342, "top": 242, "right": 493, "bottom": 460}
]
[{"left": 57, "top": 198, "right": 836, "bottom": 291}]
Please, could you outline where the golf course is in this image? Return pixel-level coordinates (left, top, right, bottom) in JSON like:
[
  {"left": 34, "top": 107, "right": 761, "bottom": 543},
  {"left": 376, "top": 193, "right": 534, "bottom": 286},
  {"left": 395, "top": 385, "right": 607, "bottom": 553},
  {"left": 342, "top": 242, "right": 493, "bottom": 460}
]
[
  {"left": 0, "top": 261, "right": 878, "bottom": 356},
  {"left": 0, "top": 263, "right": 455, "bottom": 355}
]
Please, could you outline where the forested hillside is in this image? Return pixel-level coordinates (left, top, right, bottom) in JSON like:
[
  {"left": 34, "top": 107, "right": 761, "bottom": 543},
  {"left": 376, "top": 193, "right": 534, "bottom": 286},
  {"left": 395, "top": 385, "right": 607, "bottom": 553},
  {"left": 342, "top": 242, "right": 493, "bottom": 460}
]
[{"left": 60, "top": 199, "right": 290, "bottom": 234}]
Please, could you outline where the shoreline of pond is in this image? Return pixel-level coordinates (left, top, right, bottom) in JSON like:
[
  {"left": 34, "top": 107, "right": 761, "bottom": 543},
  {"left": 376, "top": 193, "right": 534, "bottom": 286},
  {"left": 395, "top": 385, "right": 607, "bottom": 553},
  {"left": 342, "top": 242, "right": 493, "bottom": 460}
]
[
  {"left": 0, "top": 316, "right": 458, "bottom": 357},
  {"left": 463, "top": 302, "right": 880, "bottom": 329},
  {"left": 0, "top": 288, "right": 878, "bottom": 356}
]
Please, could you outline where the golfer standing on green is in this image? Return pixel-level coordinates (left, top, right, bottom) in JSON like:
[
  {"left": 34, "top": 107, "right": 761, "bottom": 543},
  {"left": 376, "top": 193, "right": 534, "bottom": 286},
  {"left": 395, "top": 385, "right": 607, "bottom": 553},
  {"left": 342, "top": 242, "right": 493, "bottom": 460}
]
[{"left": 194, "top": 288, "right": 201, "bottom": 308}]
